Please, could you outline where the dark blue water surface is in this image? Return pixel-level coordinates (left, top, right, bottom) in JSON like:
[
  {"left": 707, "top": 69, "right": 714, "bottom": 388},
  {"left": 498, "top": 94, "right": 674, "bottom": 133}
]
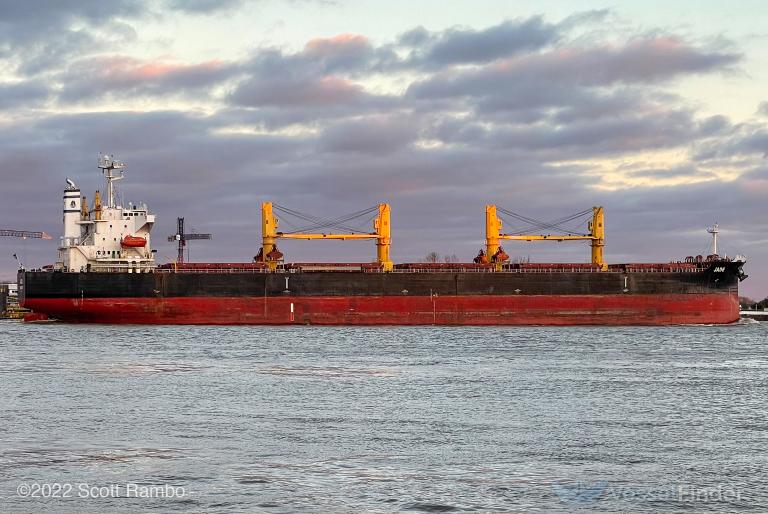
[{"left": 1, "top": 321, "right": 767, "bottom": 512}]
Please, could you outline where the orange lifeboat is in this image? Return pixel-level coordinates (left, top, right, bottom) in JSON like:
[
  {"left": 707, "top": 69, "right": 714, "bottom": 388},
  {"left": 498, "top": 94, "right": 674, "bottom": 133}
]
[{"left": 121, "top": 235, "right": 147, "bottom": 248}]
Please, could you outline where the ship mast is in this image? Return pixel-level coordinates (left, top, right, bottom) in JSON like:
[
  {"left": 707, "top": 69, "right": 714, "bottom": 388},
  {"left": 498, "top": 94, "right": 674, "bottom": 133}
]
[
  {"left": 706, "top": 223, "right": 719, "bottom": 255},
  {"left": 97, "top": 154, "right": 125, "bottom": 208}
]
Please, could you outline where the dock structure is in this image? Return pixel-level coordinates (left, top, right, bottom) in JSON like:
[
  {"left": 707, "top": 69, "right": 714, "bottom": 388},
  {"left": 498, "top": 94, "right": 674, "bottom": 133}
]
[
  {"left": 740, "top": 310, "right": 768, "bottom": 321},
  {"left": 1, "top": 282, "right": 28, "bottom": 319}
]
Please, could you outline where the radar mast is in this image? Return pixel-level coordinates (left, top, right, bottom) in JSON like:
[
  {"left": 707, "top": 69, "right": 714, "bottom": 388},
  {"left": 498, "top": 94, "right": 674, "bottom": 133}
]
[{"left": 97, "top": 154, "right": 125, "bottom": 208}]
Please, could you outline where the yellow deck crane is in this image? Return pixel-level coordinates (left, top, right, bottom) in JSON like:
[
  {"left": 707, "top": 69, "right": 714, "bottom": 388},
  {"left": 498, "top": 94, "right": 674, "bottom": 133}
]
[
  {"left": 260, "top": 202, "right": 393, "bottom": 271},
  {"left": 485, "top": 205, "right": 606, "bottom": 270}
]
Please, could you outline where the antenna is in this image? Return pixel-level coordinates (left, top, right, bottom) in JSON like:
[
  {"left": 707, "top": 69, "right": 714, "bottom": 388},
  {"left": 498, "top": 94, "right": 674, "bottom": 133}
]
[
  {"left": 706, "top": 223, "right": 719, "bottom": 256},
  {"left": 97, "top": 153, "right": 126, "bottom": 208}
]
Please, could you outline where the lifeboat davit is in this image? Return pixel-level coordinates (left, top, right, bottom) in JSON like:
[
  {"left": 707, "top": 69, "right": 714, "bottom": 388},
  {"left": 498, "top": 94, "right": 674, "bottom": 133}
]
[{"left": 121, "top": 235, "right": 147, "bottom": 248}]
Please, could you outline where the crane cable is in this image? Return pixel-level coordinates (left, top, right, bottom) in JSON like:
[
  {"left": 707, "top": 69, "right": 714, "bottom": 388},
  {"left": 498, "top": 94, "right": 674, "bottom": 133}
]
[
  {"left": 503, "top": 213, "right": 591, "bottom": 237},
  {"left": 272, "top": 204, "right": 380, "bottom": 235},
  {"left": 499, "top": 207, "right": 591, "bottom": 232},
  {"left": 276, "top": 205, "right": 379, "bottom": 234},
  {"left": 497, "top": 207, "right": 593, "bottom": 237}
]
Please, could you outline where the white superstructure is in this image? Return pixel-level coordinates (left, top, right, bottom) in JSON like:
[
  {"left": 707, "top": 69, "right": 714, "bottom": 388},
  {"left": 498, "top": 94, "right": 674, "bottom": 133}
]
[{"left": 57, "top": 155, "right": 156, "bottom": 272}]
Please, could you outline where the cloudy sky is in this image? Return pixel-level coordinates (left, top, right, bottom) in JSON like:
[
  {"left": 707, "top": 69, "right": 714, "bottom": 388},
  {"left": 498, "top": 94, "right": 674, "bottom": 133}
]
[{"left": 1, "top": 0, "right": 766, "bottom": 297}]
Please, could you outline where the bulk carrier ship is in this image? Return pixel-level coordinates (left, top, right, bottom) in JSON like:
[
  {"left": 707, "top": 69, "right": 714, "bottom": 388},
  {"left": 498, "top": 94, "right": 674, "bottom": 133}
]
[{"left": 19, "top": 155, "right": 747, "bottom": 325}]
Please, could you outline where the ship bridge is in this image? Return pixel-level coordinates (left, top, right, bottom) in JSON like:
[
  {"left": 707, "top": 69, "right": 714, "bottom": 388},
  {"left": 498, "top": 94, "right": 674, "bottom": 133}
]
[{"left": 57, "top": 155, "right": 156, "bottom": 273}]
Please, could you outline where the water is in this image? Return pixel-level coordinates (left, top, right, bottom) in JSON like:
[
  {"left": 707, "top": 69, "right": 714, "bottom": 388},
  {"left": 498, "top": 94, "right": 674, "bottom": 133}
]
[{"left": 1, "top": 321, "right": 767, "bottom": 513}]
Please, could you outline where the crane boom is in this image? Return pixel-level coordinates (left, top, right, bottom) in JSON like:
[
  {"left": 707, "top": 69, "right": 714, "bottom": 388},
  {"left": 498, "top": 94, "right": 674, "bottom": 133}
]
[{"left": 0, "top": 230, "right": 52, "bottom": 240}]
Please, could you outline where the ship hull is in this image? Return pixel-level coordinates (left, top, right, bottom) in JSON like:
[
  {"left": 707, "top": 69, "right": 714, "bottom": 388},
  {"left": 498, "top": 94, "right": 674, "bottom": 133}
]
[
  {"left": 21, "top": 293, "right": 738, "bottom": 325},
  {"left": 19, "top": 263, "right": 743, "bottom": 325}
]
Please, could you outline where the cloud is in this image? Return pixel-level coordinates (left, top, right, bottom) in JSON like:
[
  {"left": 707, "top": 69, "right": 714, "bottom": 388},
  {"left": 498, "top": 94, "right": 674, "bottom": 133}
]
[
  {"left": 0, "top": 81, "right": 50, "bottom": 110},
  {"left": 165, "top": 0, "right": 243, "bottom": 13},
  {"left": 0, "top": 0, "right": 142, "bottom": 38},
  {"left": 231, "top": 74, "right": 365, "bottom": 107},
  {"left": 691, "top": 119, "right": 768, "bottom": 160},
  {"left": 228, "top": 34, "right": 401, "bottom": 112},
  {"left": 408, "top": 36, "right": 739, "bottom": 102},
  {"left": 319, "top": 115, "right": 419, "bottom": 154},
  {"left": 303, "top": 34, "right": 377, "bottom": 72},
  {"left": 399, "top": 16, "right": 560, "bottom": 67},
  {"left": 428, "top": 108, "right": 717, "bottom": 160},
  {"left": 0, "top": 0, "right": 143, "bottom": 75},
  {"left": 56, "top": 56, "right": 239, "bottom": 102},
  {"left": 624, "top": 164, "right": 714, "bottom": 180}
]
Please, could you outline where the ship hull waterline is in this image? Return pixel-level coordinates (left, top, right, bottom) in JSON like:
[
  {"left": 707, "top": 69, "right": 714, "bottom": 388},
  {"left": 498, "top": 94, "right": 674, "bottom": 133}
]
[{"left": 22, "top": 293, "right": 739, "bottom": 325}]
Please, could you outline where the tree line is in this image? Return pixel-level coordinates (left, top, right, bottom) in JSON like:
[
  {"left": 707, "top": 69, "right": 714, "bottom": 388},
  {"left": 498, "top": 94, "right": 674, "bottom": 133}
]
[{"left": 739, "top": 296, "right": 768, "bottom": 310}]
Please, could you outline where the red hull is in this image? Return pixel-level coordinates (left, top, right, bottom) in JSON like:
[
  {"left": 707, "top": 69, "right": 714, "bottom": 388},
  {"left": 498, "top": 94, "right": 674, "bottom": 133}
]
[{"left": 23, "top": 293, "right": 739, "bottom": 325}]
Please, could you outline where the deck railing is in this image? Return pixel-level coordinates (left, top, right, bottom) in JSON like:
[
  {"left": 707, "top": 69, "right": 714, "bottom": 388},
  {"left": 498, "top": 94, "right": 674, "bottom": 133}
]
[
  {"left": 148, "top": 266, "right": 702, "bottom": 274},
  {"left": 32, "top": 264, "right": 706, "bottom": 275}
]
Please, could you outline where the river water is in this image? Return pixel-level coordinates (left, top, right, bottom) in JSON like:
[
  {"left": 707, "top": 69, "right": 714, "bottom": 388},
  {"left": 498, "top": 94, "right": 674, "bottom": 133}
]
[{"left": 1, "top": 321, "right": 767, "bottom": 512}]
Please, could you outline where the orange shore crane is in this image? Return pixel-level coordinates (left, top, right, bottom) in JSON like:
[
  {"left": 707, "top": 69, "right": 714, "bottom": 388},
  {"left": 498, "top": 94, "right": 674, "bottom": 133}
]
[
  {"left": 0, "top": 230, "right": 52, "bottom": 240},
  {"left": 260, "top": 202, "right": 393, "bottom": 271},
  {"left": 2, "top": 230, "right": 53, "bottom": 270}
]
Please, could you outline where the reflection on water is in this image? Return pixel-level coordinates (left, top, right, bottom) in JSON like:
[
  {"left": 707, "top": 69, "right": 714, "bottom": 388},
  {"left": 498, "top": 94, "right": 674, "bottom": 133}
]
[
  {"left": 1, "top": 323, "right": 766, "bottom": 512},
  {"left": 82, "top": 363, "right": 211, "bottom": 375},
  {"left": 3, "top": 448, "right": 186, "bottom": 468},
  {"left": 255, "top": 365, "right": 397, "bottom": 378}
]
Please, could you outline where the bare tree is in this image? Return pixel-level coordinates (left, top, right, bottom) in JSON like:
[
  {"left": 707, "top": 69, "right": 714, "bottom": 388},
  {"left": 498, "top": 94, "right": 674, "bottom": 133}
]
[
  {"left": 424, "top": 251, "right": 440, "bottom": 263},
  {"left": 739, "top": 296, "right": 756, "bottom": 308}
]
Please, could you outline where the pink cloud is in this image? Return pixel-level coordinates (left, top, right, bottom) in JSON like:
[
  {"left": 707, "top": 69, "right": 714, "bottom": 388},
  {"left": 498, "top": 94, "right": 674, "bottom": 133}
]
[
  {"left": 58, "top": 56, "right": 235, "bottom": 99},
  {"left": 304, "top": 33, "right": 370, "bottom": 57},
  {"left": 95, "top": 56, "right": 226, "bottom": 83}
]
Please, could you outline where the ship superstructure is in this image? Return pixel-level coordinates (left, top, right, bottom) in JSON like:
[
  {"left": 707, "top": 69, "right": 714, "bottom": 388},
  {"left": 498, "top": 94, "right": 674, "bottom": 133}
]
[{"left": 58, "top": 155, "right": 155, "bottom": 273}]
